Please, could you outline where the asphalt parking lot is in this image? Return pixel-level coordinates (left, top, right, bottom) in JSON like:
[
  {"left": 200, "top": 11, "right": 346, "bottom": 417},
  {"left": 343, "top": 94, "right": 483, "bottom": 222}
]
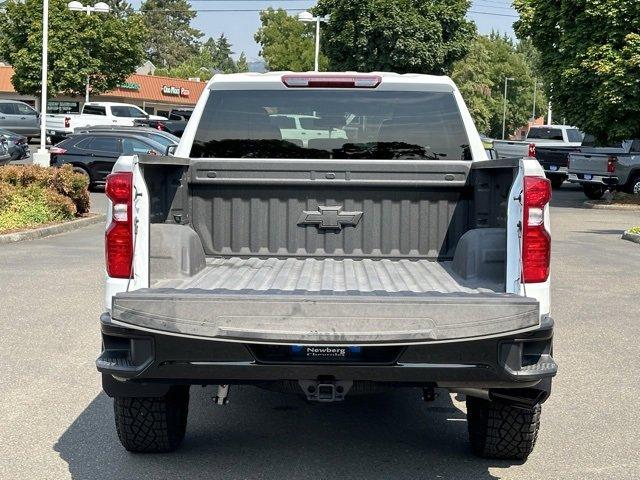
[{"left": 1, "top": 185, "right": 639, "bottom": 480}]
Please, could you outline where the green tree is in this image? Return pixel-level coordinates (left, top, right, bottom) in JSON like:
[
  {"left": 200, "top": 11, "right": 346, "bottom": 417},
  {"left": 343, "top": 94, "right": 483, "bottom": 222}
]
[
  {"left": 155, "top": 36, "right": 248, "bottom": 79},
  {"left": 451, "top": 34, "right": 547, "bottom": 137},
  {"left": 514, "top": 0, "right": 640, "bottom": 142},
  {"left": 106, "top": 0, "right": 134, "bottom": 19},
  {"left": 212, "top": 34, "right": 236, "bottom": 73},
  {"left": 0, "top": 0, "right": 146, "bottom": 97},
  {"left": 254, "top": 8, "right": 329, "bottom": 71},
  {"left": 314, "top": 0, "right": 475, "bottom": 74},
  {"left": 235, "top": 52, "right": 249, "bottom": 73},
  {"left": 140, "top": 0, "right": 202, "bottom": 69}
]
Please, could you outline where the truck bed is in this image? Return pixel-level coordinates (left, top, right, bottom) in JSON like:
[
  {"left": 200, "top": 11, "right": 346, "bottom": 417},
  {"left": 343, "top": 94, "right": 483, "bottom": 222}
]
[{"left": 152, "top": 257, "right": 503, "bottom": 294}]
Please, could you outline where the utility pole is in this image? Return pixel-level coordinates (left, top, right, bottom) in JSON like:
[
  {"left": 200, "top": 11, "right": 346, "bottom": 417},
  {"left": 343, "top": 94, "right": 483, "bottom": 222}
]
[
  {"left": 532, "top": 78, "right": 538, "bottom": 121},
  {"left": 502, "top": 77, "right": 514, "bottom": 140},
  {"left": 32, "top": 0, "right": 50, "bottom": 167}
]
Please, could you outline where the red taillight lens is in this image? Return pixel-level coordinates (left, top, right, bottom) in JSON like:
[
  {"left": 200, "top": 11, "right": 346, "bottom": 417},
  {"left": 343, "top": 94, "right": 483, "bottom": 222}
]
[
  {"left": 528, "top": 143, "right": 536, "bottom": 158},
  {"left": 281, "top": 74, "right": 382, "bottom": 88},
  {"left": 105, "top": 172, "right": 133, "bottom": 278},
  {"left": 522, "top": 176, "right": 551, "bottom": 283},
  {"left": 64, "top": 116, "right": 71, "bottom": 128},
  {"left": 156, "top": 122, "right": 166, "bottom": 131},
  {"left": 607, "top": 155, "right": 617, "bottom": 173},
  {"left": 49, "top": 146, "right": 67, "bottom": 154}
]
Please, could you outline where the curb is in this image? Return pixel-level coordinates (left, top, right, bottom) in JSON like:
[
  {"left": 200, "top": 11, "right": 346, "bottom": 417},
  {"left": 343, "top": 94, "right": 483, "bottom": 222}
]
[
  {"left": 583, "top": 200, "right": 640, "bottom": 211},
  {"left": 0, "top": 214, "right": 106, "bottom": 244},
  {"left": 622, "top": 230, "right": 640, "bottom": 245}
]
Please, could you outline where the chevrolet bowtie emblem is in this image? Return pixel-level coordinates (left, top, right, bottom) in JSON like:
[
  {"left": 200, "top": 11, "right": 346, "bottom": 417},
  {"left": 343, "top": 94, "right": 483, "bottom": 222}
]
[{"left": 297, "top": 205, "right": 363, "bottom": 230}]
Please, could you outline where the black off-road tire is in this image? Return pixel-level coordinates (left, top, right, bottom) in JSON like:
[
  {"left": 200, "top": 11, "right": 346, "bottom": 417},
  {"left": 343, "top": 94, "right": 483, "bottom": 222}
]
[
  {"left": 583, "top": 184, "right": 605, "bottom": 200},
  {"left": 113, "top": 386, "right": 190, "bottom": 453},
  {"left": 625, "top": 174, "right": 640, "bottom": 195},
  {"left": 466, "top": 396, "right": 541, "bottom": 460}
]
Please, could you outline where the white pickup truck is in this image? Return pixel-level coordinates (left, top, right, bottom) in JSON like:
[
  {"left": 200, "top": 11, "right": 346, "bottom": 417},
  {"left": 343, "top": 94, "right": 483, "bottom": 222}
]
[
  {"left": 46, "top": 102, "right": 166, "bottom": 143},
  {"left": 97, "top": 72, "right": 556, "bottom": 460},
  {"left": 494, "top": 125, "right": 583, "bottom": 159}
]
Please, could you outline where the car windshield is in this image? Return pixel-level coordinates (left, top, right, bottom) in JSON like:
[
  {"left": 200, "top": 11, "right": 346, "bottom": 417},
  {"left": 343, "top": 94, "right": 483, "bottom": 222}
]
[
  {"left": 191, "top": 90, "right": 471, "bottom": 160},
  {"left": 141, "top": 133, "right": 178, "bottom": 148},
  {"left": 111, "top": 106, "right": 147, "bottom": 118},
  {"left": 527, "top": 127, "right": 564, "bottom": 140}
]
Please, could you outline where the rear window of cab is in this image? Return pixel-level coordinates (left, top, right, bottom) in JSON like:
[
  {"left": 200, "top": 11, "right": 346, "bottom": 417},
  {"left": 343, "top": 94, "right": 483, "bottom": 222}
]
[{"left": 190, "top": 90, "right": 472, "bottom": 160}]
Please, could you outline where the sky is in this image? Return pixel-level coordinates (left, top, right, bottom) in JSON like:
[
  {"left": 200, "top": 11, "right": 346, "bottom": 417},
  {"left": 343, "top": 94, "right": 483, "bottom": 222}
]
[{"left": 133, "top": 0, "right": 519, "bottom": 61}]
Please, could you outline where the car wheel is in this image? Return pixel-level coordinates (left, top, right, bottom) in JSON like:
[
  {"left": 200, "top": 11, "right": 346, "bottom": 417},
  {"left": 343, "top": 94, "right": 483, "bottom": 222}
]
[
  {"left": 466, "top": 396, "right": 541, "bottom": 460},
  {"left": 625, "top": 174, "right": 640, "bottom": 195},
  {"left": 583, "top": 184, "right": 605, "bottom": 200},
  {"left": 72, "top": 166, "right": 92, "bottom": 188},
  {"left": 113, "top": 386, "right": 189, "bottom": 453}
]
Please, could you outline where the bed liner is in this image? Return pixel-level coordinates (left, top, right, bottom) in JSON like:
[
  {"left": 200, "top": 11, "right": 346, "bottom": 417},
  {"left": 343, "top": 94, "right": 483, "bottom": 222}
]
[{"left": 112, "top": 257, "right": 537, "bottom": 345}]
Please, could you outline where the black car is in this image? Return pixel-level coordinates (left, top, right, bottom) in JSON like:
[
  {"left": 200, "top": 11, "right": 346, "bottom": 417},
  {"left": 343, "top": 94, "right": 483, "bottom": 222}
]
[
  {"left": 74, "top": 125, "right": 180, "bottom": 149},
  {"left": 134, "top": 108, "right": 193, "bottom": 137},
  {"left": 0, "top": 127, "right": 30, "bottom": 161},
  {"left": 49, "top": 132, "right": 172, "bottom": 188}
]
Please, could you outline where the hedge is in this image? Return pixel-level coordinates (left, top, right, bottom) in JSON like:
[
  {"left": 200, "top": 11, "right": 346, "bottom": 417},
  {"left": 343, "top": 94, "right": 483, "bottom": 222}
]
[{"left": 0, "top": 165, "right": 91, "bottom": 234}]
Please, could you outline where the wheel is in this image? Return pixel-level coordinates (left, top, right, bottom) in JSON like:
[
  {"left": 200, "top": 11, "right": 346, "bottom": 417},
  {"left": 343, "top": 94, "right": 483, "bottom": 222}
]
[
  {"left": 466, "top": 396, "right": 541, "bottom": 460},
  {"left": 72, "top": 165, "right": 92, "bottom": 188},
  {"left": 549, "top": 175, "right": 564, "bottom": 189},
  {"left": 626, "top": 174, "right": 640, "bottom": 195},
  {"left": 583, "top": 184, "right": 605, "bottom": 200},
  {"left": 113, "top": 386, "right": 190, "bottom": 453}
]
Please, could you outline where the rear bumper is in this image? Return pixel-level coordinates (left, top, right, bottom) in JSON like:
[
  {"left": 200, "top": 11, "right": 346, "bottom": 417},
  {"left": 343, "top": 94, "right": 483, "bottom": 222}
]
[
  {"left": 541, "top": 165, "right": 568, "bottom": 176},
  {"left": 97, "top": 312, "right": 557, "bottom": 397},
  {"left": 567, "top": 173, "right": 618, "bottom": 185}
]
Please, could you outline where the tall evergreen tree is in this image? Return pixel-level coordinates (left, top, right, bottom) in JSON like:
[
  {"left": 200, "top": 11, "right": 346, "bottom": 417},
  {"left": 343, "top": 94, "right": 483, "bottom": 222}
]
[{"left": 140, "top": 0, "right": 202, "bottom": 69}]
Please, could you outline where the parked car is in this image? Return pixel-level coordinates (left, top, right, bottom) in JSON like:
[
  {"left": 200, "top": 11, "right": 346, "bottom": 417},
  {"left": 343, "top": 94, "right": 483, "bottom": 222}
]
[
  {"left": 0, "top": 134, "right": 11, "bottom": 165},
  {"left": 0, "top": 127, "right": 30, "bottom": 161},
  {"left": 533, "top": 134, "right": 597, "bottom": 188},
  {"left": 0, "top": 100, "right": 40, "bottom": 140},
  {"left": 567, "top": 139, "right": 640, "bottom": 199},
  {"left": 493, "top": 125, "right": 583, "bottom": 159},
  {"left": 269, "top": 113, "right": 348, "bottom": 146},
  {"left": 74, "top": 125, "right": 180, "bottom": 151},
  {"left": 168, "top": 107, "right": 194, "bottom": 120},
  {"left": 47, "top": 102, "right": 167, "bottom": 144},
  {"left": 98, "top": 72, "right": 556, "bottom": 460},
  {"left": 49, "top": 131, "right": 173, "bottom": 188}
]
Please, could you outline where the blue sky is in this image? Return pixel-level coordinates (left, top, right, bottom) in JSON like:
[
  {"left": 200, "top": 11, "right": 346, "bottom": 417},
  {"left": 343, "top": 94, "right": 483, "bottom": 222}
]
[{"left": 133, "top": 0, "right": 518, "bottom": 61}]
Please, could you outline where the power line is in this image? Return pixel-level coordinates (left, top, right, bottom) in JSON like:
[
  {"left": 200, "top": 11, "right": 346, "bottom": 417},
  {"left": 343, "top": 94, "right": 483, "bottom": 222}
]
[{"left": 135, "top": 7, "right": 518, "bottom": 18}]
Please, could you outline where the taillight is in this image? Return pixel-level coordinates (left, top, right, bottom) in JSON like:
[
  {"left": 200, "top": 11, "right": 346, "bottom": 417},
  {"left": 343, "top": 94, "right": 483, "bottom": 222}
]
[
  {"left": 49, "top": 146, "right": 67, "bottom": 154},
  {"left": 282, "top": 74, "right": 381, "bottom": 88},
  {"left": 64, "top": 117, "right": 71, "bottom": 128},
  {"left": 105, "top": 172, "right": 133, "bottom": 278},
  {"left": 607, "top": 155, "right": 617, "bottom": 173},
  {"left": 156, "top": 122, "right": 166, "bottom": 131},
  {"left": 528, "top": 143, "right": 536, "bottom": 158},
  {"left": 522, "top": 176, "right": 551, "bottom": 283}
]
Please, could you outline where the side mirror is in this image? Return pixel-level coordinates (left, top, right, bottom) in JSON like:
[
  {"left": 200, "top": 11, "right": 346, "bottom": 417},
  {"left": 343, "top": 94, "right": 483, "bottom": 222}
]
[{"left": 165, "top": 144, "right": 177, "bottom": 156}]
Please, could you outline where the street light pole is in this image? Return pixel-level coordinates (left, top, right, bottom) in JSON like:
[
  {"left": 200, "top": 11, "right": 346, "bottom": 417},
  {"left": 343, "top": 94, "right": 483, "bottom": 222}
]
[
  {"left": 532, "top": 78, "right": 538, "bottom": 121},
  {"left": 32, "top": 0, "right": 50, "bottom": 166},
  {"left": 298, "top": 12, "right": 328, "bottom": 72},
  {"left": 314, "top": 16, "right": 321, "bottom": 72},
  {"left": 502, "top": 77, "right": 515, "bottom": 140}
]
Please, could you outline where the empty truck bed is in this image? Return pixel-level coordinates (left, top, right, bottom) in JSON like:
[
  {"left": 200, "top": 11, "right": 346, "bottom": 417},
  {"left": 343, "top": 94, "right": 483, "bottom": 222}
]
[{"left": 151, "top": 257, "right": 503, "bottom": 294}]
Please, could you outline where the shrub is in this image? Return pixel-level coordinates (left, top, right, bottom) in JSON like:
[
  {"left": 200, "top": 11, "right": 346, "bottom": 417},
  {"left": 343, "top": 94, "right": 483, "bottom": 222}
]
[{"left": 0, "top": 165, "right": 89, "bottom": 233}]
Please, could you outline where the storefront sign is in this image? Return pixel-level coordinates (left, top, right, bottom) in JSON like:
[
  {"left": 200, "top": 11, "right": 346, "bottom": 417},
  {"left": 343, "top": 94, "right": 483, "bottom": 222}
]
[
  {"left": 162, "top": 85, "right": 190, "bottom": 97},
  {"left": 118, "top": 82, "right": 141, "bottom": 91}
]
